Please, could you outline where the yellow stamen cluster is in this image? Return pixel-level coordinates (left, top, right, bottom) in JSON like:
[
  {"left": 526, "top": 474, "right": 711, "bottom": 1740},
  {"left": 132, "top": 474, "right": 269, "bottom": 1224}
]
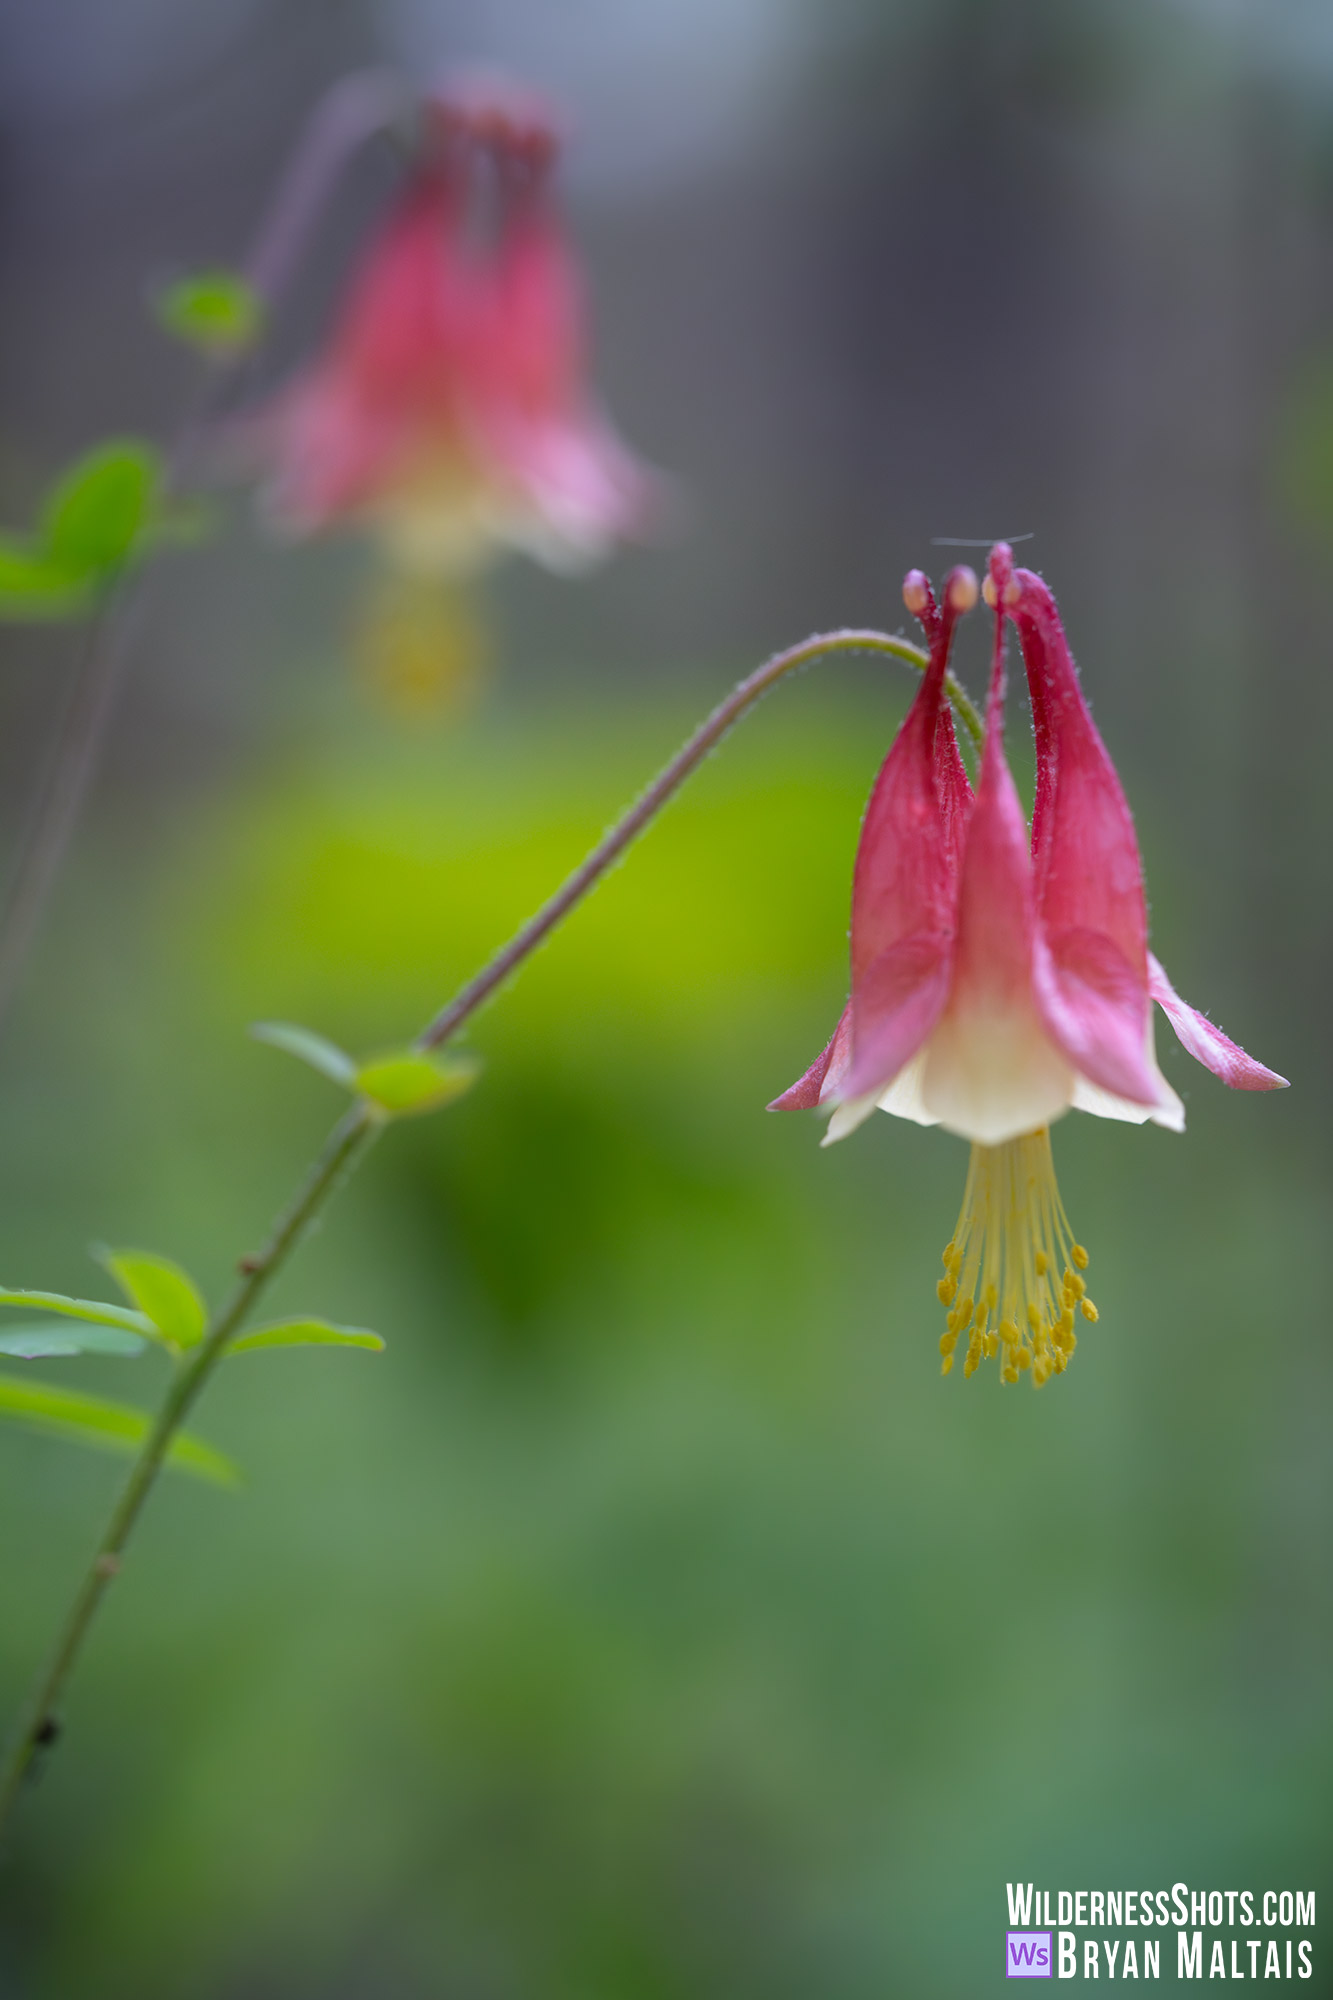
[{"left": 935, "top": 1128, "right": 1098, "bottom": 1388}]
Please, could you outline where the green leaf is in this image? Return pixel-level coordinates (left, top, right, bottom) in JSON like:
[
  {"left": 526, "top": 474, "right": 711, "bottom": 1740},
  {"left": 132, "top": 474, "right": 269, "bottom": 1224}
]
[
  {"left": 0, "top": 539, "right": 92, "bottom": 621},
  {"left": 42, "top": 440, "right": 161, "bottom": 577},
  {"left": 0, "top": 1287, "right": 153, "bottom": 1335},
  {"left": 98, "top": 1250, "right": 207, "bottom": 1349},
  {"left": 0, "top": 1322, "right": 147, "bottom": 1359},
  {"left": 0, "top": 1375, "right": 236, "bottom": 1485},
  {"left": 355, "top": 1048, "right": 481, "bottom": 1120},
  {"left": 251, "top": 1021, "right": 358, "bottom": 1088},
  {"left": 228, "top": 1317, "right": 384, "bottom": 1357},
  {"left": 156, "top": 270, "right": 264, "bottom": 355}
]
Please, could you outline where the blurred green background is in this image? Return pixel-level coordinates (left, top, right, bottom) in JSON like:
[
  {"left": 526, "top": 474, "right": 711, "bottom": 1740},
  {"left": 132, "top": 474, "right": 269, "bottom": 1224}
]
[{"left": 0, "top": 1, "right": 1329, "bottom": 1994}]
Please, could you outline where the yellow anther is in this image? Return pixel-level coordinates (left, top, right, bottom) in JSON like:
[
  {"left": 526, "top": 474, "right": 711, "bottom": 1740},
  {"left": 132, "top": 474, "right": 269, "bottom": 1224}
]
[
  {"left": 1052, "top": 1350, "right": 1067, "bottom": 1373},
  {"left": 963, "top": 1349, "right": 979, "bottom": 1379},
  {"left": 1063, "top": 1270, "right": 1086, "bottom": 1301},
  {"left": 1064, "top": 1328, "right": 1077, "bottom": 1352},
  {"left": 1026, "top": 1303, "right": 1041, "bottom": 1331},
  {"left": 957, "top": 1296, "right": 974, "bottom": 1327},
  {"left": 941, "top": 1242, "right": 956, "bottom": 1269},
  {"left": 1001, "top": 1365, "right": 1019, "bottom": 1385},
  {"left": 1034, "top": 1250, "right": 1048, "bottom": 1276},
  {"left": 1059, "top": 1308, "right": 1075, "bottom": 1335},
  {"left": 1016, "top": 1347, "right": 1032, "bottom": 1370},
  {"left": 941, "top": 1352, "right": 954, "bottom": 1376},
  {"left": 984, "top": 1282, "right": 998, "bottom": 1312},
  {"left": 999, "top": 1319, "right": 1018, "bottom": 1347},
  {"left": 982, "top": 1331, "right": 998, "bottom": 1359},
  {"left": 1071, "top": 1243, "right": 1089, "bottom": 1270},
  {"left": 939, "top": 1329, "right": 959, "bottom": 1356},
  {"left": 937, "top": 1276, "right": 956, "bottom": 1306},
  {"left": 1080, "top": 1298, "right": 1099, "bottom": 1322}
]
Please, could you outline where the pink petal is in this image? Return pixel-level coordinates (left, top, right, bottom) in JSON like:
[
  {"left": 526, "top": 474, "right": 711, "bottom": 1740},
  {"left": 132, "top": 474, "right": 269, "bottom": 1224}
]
[
  {"left": 842, "top": 635, "right": 969, "bottom": 1096},
  {"left": 1007, "top": 568, "right": 1149, "bottom": 982},
  {"left": 843, "top": 932, "right": 955, "bottom": 1101},
  {"left": 942, "top": 699, "right": 1037, "bottom": 1015},
  {"left": 1034, "top": 926, "right": 1163, "bottom": 1106},
  {"left": 773, "top": 602, "right": 972, "bottom": 1114},
  {"left": 1148, "top": 954, "right": 1289, "bottom": 1091},
  {"left": 768, "top": 1002, "right": 851, "bottom": 1111},
  {"left": 915, "top": 611, "right": 1078, "bottom": 1140}
]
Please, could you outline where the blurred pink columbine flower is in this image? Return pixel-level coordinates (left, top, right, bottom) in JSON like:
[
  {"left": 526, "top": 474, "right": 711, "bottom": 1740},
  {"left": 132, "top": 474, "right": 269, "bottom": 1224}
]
[
  {"left": 772, "top": 544, "right": 1286, "bottom": 1387},
  {"left": 255, "top": 74, "right": 657, "bottom": 577}
]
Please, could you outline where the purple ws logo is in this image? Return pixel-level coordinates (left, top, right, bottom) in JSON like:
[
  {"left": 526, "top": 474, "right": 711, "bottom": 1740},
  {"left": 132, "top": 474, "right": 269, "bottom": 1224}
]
[{"left": 1006, "top": 1932, "right": 1052, "bottom": 1978}]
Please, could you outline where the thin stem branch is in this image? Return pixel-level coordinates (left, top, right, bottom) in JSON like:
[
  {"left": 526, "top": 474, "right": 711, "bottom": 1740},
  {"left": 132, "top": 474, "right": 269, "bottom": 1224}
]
[
  {"left": 0, "top": 624, "right": 976, "bottom": 1839},
  {"left": 0, "top": 72, "right": 413, "bottom": 1042},
  {"left": 0, "top": 1106, "right": 376, "bottom": 1831},
  {"left": 419, "top": 627, "right": 976, "bottom": 1051}
]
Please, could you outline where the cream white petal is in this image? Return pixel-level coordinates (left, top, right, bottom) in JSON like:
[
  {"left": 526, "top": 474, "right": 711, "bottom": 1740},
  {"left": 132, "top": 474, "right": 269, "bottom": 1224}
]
[
  {"left": 1070, "top": 1022, "right": 1185, "bottom": 1132},
  {"left": 821, "top": 1090, "right": 881, "bottom": 1147},
  {"left": 873, "top": 1047, "right": 938, "bottom": 1128},
  {"left": 919, "top": 1002, "right": 1077, "bottom": 1146}
]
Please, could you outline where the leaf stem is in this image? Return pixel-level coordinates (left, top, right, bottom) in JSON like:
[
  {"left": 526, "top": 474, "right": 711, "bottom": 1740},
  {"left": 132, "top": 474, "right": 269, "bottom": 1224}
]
[{"left": 0, "top": 625, "right": 976, "bottom": 1839}]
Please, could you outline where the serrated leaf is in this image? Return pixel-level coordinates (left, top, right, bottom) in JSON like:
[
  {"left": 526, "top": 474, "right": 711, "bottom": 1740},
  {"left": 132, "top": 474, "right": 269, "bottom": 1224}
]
[
  {"left": 0, "top": 1322, "right": 147, "bottom": 1359},
  {"left": 0, "top": 1287, "right": 153, "bottom": 1335},
  {"left": 0, "top": 1375, "right": 236, "bottom": 1485},
  {"left": 98, "top": 1251, "right": 207, "bottom": 1349},
  {"left": 355, "top": 1048, "right": 481, "bottom": 1119},
  {"left": 156, "top": 270, "right": 263, "bottom": 354},
  {"left": 228, "top": 1317, "right": 384, "bottom": 1357},
  {"left": 252, "top": 1021, "right": 357, "bottom": 1088},
  {"left": 42, "top": 440, "right": 160, "bottom": 576}
]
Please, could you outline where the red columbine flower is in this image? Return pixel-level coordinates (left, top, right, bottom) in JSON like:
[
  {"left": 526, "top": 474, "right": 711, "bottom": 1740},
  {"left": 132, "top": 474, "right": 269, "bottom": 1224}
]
[
  {"left": 256, "top": 74, "right": 655, "bottom": 576},
  {"left": 772, "top": 544, "right": 1285, "bottom": 1387}
]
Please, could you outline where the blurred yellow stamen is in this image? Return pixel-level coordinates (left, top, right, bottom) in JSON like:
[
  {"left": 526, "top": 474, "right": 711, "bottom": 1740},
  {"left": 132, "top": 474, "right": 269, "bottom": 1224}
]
[{"left": 935, "top": 1127, "right": 1098, "bottom": 1388}]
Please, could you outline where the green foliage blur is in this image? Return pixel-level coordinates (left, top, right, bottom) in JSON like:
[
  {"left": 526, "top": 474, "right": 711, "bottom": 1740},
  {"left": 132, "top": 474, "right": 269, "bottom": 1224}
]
[{"left": 0, "top": 664, "right": 1321, "bottom": 1996}]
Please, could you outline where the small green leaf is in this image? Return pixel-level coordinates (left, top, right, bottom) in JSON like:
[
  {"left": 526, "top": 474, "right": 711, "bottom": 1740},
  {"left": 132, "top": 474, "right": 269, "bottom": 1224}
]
[
  {"left": 0, "top": 540, "right": 92, "bottom": 621},
  {"left": 252, "top": 1021, "right": 358, "bottom": 1088},
  {"left": 42, "top": 441, "right": 160, "bottom": 576},
  {"left": 228, "top": 1317, "right": 384, "bottom": 1357},
  {"left": 98, "top": 1251, "right": 207, "bottom": 1350},
  {"left": 156, "top": 270, "right": 264, "bottom": 355},
  {"left": 355, "top": 1048, "right": 481, "bottom": 1120},
  {"left": 0, "top": 1322, "right": 147, "bottom": 1359},
  {"left": 0, "top": 1287, "right": 153, "bottom": 1335},
  {"left": 0, "top": 1375, "right": 236, "bottom": 1485}
]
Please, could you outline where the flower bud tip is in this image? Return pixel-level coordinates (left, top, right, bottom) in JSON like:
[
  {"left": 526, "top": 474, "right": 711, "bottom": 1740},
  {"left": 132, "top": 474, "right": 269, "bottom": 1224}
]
[
  {"left": 946, "top": 566, "right": 978, "bottom": 614},
  {"left": 981, "top": 571, "right": 1021, "bottom": 610},
  {"left": 902, "top": 570, "right": 930, "bottom": 616}
]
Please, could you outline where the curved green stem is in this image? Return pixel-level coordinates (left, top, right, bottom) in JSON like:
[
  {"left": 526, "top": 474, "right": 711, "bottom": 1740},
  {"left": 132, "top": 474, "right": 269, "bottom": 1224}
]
[
  {"left": 0, "top": 1107, "right": 375, "bottom": 1831},
  {"left": 418, "top": 627, "right": 976, "bottom": 1050},
  {"left": 0, "top": 625, "right": 975, "bottom": 1838}
]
